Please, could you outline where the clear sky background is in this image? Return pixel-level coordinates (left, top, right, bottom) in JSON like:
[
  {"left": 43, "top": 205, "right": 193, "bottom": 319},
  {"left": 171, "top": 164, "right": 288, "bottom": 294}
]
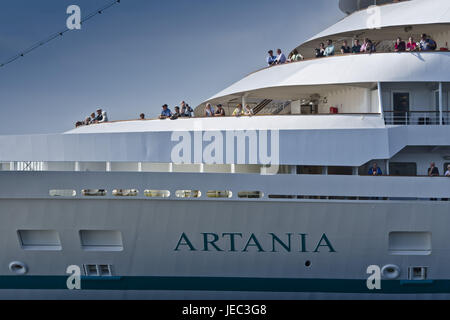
[{"left": 0, "top": 0, "right": 344, "bottom": 134}]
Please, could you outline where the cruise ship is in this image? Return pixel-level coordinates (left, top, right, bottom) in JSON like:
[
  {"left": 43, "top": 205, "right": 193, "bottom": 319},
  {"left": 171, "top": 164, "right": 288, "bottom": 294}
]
[{"left": 1, "top": 0, "right": 450, "bottom": 299}]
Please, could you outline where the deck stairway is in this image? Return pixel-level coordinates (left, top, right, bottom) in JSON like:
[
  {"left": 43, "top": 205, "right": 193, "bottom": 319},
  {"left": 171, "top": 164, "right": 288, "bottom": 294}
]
[{"left": 252, "top": 99, "right": 273, "bottom": 114}]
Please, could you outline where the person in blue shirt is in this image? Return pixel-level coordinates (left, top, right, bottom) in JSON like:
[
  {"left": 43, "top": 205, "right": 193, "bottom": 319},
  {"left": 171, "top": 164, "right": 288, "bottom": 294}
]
[
  {"left": 368, "top": 162, "right": 382, "bottom": 176},
  {"left": 267, "top": 50, "right": 276, "bottom": 66},
  {"left": 159, "top": 104, "right": 172, "bottom": 119}
]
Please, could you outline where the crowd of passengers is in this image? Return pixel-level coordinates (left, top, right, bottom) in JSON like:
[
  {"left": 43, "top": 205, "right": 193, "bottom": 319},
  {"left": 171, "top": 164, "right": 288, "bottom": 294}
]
[
  {"left": 368, "top": 162, "right": 450, "bottom": 177},
  {"left": 267, "top": 33, "right": 439, "bottom": 66},
  {"left": 75, "top": 108, "right": 108, "bottom": 127},
  {"left": 159, "top": 102, "right": 254, "bottom": 119}
]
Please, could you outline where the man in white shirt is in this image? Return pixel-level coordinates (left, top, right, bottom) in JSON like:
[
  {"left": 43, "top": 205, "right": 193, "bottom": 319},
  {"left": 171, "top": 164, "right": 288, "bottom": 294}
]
[
  {"left": 275, "top": 49, "right": 286, "bottom": 64},
  {"left": 324, "top": 39, "right": 335, "bottom": 56},
  {"left": 445, "top": 164, "right": 450, "bottom": 177}
]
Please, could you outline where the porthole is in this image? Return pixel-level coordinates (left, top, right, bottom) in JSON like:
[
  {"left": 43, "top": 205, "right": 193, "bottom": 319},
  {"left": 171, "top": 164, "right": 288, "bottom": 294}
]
[
  {"left": 381, "top": 264, "right": 401, "bottom": 279},
  {"left": 9, "top": 261, "right": 28, "bottom": 275}
]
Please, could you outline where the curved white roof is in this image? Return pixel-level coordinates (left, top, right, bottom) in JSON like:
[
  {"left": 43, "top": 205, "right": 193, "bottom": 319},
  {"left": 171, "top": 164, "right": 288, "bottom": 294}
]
[
  {"left": 204, "top": 51, "right": 450, "bottom": 103},
  {"left": 307, "top": 0, "right": 450, "bottom": 43}
]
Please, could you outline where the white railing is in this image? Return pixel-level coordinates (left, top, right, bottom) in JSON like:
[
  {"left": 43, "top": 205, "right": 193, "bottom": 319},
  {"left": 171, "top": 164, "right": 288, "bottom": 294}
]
[{"left": 384, "top": 111, "right": 450, "bottom": 125}]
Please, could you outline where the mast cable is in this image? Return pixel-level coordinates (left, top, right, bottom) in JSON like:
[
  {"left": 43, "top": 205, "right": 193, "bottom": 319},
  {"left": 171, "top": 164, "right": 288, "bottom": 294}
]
[{"left": 0, "top": 0, "right": 121, "bottom": 68}]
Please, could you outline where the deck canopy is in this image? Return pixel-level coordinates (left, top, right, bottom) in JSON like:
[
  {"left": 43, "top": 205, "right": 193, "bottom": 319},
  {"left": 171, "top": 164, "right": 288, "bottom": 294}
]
[
  {"left": 199, "top": 51, "right": 450, "bottom": 108},
  {"left": 294, "top": 0, "right": 450, "bottom": 58}
]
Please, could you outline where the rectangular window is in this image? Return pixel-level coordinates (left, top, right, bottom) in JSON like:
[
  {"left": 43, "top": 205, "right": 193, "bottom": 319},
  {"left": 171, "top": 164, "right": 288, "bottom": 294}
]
[
  {"left": 18, "top": 230, "right": 62, "bottom": 251},
  {"left": 112, "top": 189, "right": 138, "bottom": 197},
  {"left": 389, "top": 232, "right": 431, "bottom": 255},
  {"left": 144, "top": 190, "right": 170, "bottom": 198},
  {"left": 175, "top": 190, "right": 201, "bottom": 198},
  {"left": 79, "top": 230, "right": 123, "bottom": 252},
  {"left": 206, "top": 190, "right": 232, "bottom": 198},
  {"left": 49, "top": 189, "right": 76, "bottom": 197},
  {"left": 389, "top": 162, "right": 417, "bottom": 176}
]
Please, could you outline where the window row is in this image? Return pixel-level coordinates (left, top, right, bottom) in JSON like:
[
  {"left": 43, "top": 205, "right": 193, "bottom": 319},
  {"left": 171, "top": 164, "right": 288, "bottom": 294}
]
[{"left": 49, "top": 189, "right": 264, "bottom": 199}]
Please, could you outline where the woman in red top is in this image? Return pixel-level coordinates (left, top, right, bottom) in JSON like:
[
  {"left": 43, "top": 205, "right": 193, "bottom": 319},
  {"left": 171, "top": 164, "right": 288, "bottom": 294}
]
[{"left": 406, "top": 37, "right": 417, "bottom": 51}]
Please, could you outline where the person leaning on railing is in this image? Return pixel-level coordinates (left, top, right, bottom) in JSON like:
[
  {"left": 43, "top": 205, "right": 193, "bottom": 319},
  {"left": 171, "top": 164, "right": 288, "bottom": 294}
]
[
  {"left": 394, "top": 37, "right": 406, "bottom": 52},
  {"left": 428, "top": 162, "right": 440, "bottom": 176},
  {"left": 352, "top": 39, "right": 361, "bottom": 53},
  {"left": 288, "top": 50, "right": 303, "bottom": 62},
  {"left": 445, "top": 165, "right": 450, "bottom": 177},
  {"left": 341, "top": 40, "right": 351, "bottom": 54},
  {"left": 204, "top": 103, "right": 215, "bottom": 117},
  {"left": 232, "top": 104, "right": 245, "bottom": 117},
  {"left": 323, "top": 40, "right": 335, "bottom": 56},
  {"left": 406, "top": 36, "right": 418, "bottom": 51},
  {"left": 159, "top": 104, "right": 172, "bottom": 119},
  {"left": 214, "top": 104, "right": 226, "bottom": 117},
  {"left": 368, "top": 162, "right": 382, "bottom": 176},
  {"left": 419, "top": 33, "right": 437, "bottom": 51}
]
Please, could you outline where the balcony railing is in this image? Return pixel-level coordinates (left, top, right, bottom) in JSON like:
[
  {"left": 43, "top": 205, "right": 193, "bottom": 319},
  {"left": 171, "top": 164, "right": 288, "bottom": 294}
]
[{"left": 384, "top": 111, "right": 450, "bottom": 125}]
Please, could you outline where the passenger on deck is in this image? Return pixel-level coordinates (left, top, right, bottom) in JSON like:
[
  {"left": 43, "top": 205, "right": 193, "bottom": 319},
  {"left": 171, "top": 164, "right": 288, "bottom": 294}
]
[
  {"left": 140, "top": 113, "right": 145, "bottom": 120},
  {"left": 419, "top": 34, "right": 437, "bottom": 51},
  {"left": 267, "top": 50, "right": 276, "bottom": 66},
  {"left": 204, "top": 103, "right": 215, "bottom": 117},
  {"left": 352, "top": 39, "right": 361, "bottom": 53},
  {"left": 315, "top": 43, "right": 325, "bottom": 57},
  {"left": 428, "top": 162, "right": 440, "bottom": 176},
  {"left": 171, "top": 106, "right": 181, "bottom": 120},
  {"left": 368, "top": 163, "right": 382, "bottom": 176},
  {"left": 232, "top": 104, "right": 245, "bottom": 117},
  {"left": 90, "top": 112, "right": 96, "bottom": 123},
  {"left": 159, "top": 104, "right": 172, "bottom": 119},
  {"left": 395, "top": 37, "right": 406, "bottom": 52},
  {"left": 215, "top": 104, "right": 226, "bottom": 117},
  {"left": 445, "top": 165, "right": 450, "bottom": 177},
  {"left": 75, "top": 121, "right": 83, "bottom": 128},
  {"left": 95, "top": 109, "right": 107, "bottom": 123},
  {"left": 275, "top": 49, "right": 286, "bottom": 64},
  {"left": 84, "top": 117, "right": 92, "bottom": 125},
  {"left": 406, "top": 37, "right": 417, "bottom": 51},
  {"left": 341, "top": 40, "right": 351, "bottom": 54},
  {"left": 181, "top": 101, "right": 193, "bottom": 117},
  {"left": 289, "top": 50, "right": 303, "bottom": 62},
  {"left": 324, "top": 40, "right": 335, "bottom": 56},
  {"left": 360, "top": 38, "right": 376, "bottom": 53},
  {"left": 244, "top": 104, "right": 254, "bottom": 116}
]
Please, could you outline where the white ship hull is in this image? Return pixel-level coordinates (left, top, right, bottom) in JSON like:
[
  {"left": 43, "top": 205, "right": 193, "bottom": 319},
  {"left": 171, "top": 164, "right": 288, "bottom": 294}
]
[{"left": 0, "top": 172, "right": 449, "bottom": 299}]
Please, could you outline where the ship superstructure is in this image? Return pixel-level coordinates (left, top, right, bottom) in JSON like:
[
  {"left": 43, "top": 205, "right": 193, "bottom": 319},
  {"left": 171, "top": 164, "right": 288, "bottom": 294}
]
[{"left": 0, "top": 0, "right": 450, "bottom": 299}]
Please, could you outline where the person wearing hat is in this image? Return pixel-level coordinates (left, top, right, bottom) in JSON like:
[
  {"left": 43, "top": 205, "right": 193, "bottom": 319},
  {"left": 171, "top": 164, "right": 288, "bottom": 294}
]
[{"left": 215, "top": 104, "right": 226, "bottom": 117}]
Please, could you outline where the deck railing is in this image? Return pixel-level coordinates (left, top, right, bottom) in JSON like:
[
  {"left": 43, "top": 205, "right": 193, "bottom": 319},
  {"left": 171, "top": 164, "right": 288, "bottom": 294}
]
[{"left": 384, "top": 111, "right": 450, "bottom": 125}]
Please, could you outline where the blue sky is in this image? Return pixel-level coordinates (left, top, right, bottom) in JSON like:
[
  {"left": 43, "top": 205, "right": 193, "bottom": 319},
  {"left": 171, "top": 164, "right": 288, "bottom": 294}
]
[{"left": 0, "top": 0, "right": 343, "bottom": 134}]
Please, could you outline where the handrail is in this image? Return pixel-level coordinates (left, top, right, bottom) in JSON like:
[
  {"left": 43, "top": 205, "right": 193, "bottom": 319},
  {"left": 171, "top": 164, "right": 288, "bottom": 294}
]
[
  {"left": 77, "top": 112, "right": 383, "bottom": 128},
  {"left": 246, "top": 50, "right": 450, "bottom": 78}
]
